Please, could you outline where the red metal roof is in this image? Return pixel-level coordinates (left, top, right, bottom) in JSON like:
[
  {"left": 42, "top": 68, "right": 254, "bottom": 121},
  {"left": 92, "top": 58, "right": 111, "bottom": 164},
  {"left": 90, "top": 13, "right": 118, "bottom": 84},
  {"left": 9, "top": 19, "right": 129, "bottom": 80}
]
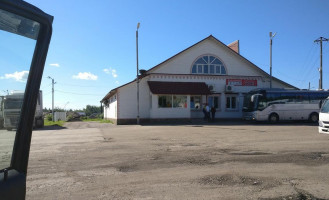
[{"left": 148, "top": 81, "right": 211, "bottom": 95}]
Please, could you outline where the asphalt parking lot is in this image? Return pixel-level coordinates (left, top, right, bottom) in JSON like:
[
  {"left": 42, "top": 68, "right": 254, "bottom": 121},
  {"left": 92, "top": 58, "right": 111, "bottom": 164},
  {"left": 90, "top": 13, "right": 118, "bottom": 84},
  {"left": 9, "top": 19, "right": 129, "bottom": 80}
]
[{"left": 26, "top": 121, "right": 329, "bottom": 200}]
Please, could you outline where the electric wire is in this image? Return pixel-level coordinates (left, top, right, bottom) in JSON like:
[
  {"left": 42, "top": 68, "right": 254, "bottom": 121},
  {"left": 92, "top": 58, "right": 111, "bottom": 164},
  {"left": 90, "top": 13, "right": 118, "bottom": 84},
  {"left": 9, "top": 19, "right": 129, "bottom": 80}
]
[
  {"left": 299, "top": 44, "right": 318, "bottom": 84},
  {"left": 56, "top": 82, "right": 110, "bottom": 88},
  {"left": 55, "top": 90, "right": 104, "bottom": 96}
]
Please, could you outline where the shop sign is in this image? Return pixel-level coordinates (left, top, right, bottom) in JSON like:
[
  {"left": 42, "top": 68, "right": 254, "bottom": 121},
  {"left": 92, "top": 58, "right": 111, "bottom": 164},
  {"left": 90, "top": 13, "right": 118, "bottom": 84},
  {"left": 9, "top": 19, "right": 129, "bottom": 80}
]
[{"left": 226, "top": 79, "right": 257, "bottom": 86}]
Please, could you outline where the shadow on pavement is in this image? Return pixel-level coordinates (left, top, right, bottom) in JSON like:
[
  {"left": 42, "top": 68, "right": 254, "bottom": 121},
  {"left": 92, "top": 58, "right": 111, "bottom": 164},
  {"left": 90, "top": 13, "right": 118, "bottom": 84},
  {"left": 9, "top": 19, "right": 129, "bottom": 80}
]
[
  {"left": 34, "top": 125, "right": 67, "bottom": 131},
  {"left": 140, "top": 119, "right": 318, "bottom": 127}
]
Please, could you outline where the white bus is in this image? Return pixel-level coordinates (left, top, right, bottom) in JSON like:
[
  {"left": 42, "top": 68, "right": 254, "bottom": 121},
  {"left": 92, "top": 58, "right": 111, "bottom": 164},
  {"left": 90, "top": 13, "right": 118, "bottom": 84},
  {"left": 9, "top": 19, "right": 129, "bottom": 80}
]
[
  {"left": 242, "top": 88, "right": 329, "bottom": 123},
  {"left": 319, "top": 97, "right": 329, "bottom": 134}
]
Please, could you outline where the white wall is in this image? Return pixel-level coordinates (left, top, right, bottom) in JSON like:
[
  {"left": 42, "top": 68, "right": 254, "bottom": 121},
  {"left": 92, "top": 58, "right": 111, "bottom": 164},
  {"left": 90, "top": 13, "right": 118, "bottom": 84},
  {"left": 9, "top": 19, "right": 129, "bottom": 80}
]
[
  {"left": 104, "top": 99, "right": 117, "bottom": 119},
  {"left": 150, "top": 95, "right": 190, "bottom": 118},
  {"left": 149, "top": 38, "right": 266, "bottom": 77},
  {"left": 117, "top": 78, "right": 151, "bottom": 119},
  {"left": 54, "top": 112, "right": 66, "bottom": 121}
]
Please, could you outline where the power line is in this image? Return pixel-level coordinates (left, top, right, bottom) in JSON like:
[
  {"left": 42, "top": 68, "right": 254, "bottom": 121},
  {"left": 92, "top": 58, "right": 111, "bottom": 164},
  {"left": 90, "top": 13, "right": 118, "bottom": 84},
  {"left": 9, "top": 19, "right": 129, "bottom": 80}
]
[
  {"left": 275, "top": 69, "right": 305, "bottom": 82},
  {"left": 43, "top": 91, "right": 52, "bottom": 96},
  {"left": 56, "top": 82, "right": 110, "bottom": 88},
  {"left": 299, "top": 44, "right": 318, "bottom": 82},
  {"left": 298, "top": 43, "right": 317, "bottom": 76},
  {"left": 300, "top": 54, "right": 320, "bottom": 85},
  {"left": 55, "top": 90, "right": 104, "bottom": 96}
]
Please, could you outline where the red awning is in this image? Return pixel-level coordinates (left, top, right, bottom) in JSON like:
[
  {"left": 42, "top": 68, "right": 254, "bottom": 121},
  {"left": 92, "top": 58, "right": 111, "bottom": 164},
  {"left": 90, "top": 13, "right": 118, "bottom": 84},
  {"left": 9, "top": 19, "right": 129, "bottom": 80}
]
[{"left": 148, "top": 81, "right": 211, "bottom": 95}]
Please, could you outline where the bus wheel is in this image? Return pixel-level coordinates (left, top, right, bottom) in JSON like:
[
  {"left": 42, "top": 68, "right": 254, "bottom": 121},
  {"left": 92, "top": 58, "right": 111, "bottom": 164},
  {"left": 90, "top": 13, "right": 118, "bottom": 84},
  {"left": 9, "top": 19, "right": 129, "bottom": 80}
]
[
  {"left": 269, "top": 113, "right": 279, "bottom": 123},
  {"left": 309, "top": 113, "right": 319, "bottom": 123}
]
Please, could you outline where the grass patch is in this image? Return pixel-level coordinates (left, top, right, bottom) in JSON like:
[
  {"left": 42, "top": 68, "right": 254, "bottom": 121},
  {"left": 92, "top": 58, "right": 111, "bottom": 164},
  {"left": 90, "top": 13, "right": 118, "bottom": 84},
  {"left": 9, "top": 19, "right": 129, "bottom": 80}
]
[
  {"left": 82, "top": 118, "right": 113, "bottom": 124},
  {"left": 44, "top": 119, "right": 65, "bottom": 127}
]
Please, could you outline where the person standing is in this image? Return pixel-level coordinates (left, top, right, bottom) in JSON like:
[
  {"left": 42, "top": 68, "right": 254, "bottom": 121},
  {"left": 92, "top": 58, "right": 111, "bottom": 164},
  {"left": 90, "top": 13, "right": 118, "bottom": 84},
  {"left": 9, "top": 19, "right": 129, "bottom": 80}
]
[
  {"left": 206, "top": 104, "right": 210, "bottom": 121},
  {"left": 202, "top": 104, "right": 207, "bottom": 120},
  {"left": 211, "top": 106, "right": 216, "bottom": 122}
]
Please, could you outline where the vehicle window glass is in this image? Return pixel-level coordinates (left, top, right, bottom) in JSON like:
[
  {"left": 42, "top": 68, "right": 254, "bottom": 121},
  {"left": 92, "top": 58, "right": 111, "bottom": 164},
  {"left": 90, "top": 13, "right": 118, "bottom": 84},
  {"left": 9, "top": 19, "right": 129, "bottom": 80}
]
[
  {"left": 321, "top": 100, "right": 329, "bottom": 113},
  {"left": 258, "top": 96, "right": 267, "bottom": 110},
  {"left": 0, "top": 9, "right": 39, "bottom": 170}
]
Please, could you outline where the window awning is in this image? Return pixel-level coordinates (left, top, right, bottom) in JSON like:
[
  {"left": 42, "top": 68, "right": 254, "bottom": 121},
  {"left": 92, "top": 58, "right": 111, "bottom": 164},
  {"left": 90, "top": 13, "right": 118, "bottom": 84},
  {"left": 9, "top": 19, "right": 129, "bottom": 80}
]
[{"left": 148, "top": 81, "right": 211, "bottom": 95}]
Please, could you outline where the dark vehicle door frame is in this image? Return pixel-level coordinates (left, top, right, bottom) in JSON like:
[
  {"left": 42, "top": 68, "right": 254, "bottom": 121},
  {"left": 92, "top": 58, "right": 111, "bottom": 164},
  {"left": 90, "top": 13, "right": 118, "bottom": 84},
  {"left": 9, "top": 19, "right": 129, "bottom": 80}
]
[{"left": 0, "top": 0, "right": 53, "bottom": 199}]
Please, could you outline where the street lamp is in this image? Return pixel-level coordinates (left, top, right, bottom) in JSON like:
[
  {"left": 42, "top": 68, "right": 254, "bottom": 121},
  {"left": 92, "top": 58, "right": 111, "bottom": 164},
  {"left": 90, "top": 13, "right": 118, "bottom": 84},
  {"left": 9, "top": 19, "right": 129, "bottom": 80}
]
[
  {"left": 136, "top": 22, "right": 140, "bottom": 125},
  {"left": 269, "top": 32, "right": 276, "bottom": 89}
]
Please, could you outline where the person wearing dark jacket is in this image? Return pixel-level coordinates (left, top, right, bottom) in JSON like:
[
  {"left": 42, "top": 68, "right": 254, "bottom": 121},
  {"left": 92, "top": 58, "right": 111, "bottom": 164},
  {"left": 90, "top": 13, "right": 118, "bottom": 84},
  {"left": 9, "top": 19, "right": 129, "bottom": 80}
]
[{"left": 211, "top": 106, "right": 216, "bottom": 122}]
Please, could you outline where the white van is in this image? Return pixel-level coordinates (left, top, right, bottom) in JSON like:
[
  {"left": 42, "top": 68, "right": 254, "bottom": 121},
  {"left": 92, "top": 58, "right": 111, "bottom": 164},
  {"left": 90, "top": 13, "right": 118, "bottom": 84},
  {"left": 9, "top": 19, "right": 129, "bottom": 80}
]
[{"left": 319, "top": 97, "right": 329, "bottom": 134}]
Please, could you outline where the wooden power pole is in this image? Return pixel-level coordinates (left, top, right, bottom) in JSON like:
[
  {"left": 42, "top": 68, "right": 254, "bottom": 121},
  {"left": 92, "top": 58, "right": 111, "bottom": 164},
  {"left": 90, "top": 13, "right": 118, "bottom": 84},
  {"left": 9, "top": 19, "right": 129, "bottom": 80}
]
[{"left": 314, "top": 37, "right": 329, "bottom": 90}]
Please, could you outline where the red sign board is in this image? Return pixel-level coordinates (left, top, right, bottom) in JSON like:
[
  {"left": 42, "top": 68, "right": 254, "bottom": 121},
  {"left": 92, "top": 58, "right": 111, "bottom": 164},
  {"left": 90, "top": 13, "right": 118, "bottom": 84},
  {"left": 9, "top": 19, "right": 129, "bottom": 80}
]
[{"left": 226, "top": 79, "right": 257, "bottom": 86}]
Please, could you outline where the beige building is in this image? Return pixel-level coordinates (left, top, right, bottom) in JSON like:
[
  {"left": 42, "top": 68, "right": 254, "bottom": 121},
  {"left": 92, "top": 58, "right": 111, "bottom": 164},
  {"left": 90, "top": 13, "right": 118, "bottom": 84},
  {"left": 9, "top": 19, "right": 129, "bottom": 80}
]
[{"left": 101, "top": 35, "right": 296, "bottom": 124}]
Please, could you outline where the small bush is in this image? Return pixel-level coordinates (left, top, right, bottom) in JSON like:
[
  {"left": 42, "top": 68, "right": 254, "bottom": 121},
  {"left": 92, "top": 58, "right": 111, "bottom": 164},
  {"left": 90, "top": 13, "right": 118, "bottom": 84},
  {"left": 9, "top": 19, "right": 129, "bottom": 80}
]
[
  {"left": 44, "top": 119, "right": 64, "bottom": 127},
  {"left": 80, "top": 116, "right": 88, "bottom": 120},
  {"left": 66, "top": 114, "right": 73, "bottom": 122},
  {"left": 46, "top": 114, "right": 52, "bottom": 121}
]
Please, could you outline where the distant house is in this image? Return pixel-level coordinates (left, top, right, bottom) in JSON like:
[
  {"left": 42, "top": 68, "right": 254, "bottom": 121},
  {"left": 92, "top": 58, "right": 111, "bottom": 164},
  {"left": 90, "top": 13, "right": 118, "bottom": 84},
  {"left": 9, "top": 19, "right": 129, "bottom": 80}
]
[
  {"left": 76, "top": 112, "right": 86, "bottom": 117},
  {"left": 101, "top": 35, "right": 297, "bottom": 124}
]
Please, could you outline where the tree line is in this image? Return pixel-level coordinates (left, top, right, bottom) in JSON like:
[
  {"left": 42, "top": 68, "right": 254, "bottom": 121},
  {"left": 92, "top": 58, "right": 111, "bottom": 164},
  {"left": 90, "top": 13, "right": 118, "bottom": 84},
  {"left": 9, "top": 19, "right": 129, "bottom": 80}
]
[{"left": 43, "top": 105, "right": 102, "bottom": 116}]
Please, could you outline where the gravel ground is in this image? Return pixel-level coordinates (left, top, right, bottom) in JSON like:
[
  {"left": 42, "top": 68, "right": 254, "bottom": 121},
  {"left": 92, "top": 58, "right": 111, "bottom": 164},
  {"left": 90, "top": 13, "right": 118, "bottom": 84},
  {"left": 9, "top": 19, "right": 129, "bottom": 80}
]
[{"left": 26, "top": 121, "right": 329, "bottom": 200}]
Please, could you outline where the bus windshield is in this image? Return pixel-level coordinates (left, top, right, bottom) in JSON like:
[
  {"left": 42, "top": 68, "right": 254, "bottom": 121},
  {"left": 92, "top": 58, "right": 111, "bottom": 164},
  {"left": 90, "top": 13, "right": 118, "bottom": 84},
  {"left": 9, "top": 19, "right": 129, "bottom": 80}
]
[{"left": 243, "top": 94, "right": 257, "bottom": 112}]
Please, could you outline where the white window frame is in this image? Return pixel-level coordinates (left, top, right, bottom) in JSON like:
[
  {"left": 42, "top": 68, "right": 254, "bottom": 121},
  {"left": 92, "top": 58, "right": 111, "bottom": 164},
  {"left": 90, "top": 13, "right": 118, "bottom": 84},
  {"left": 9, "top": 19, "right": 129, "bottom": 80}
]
[
  {"left": 225, "top": 94, "right": 238, "bottom": 110},
  {"left": 158, "top": 95, "right": 187, "bottom": 108},
  {"left": 191, "top": 55, "right": 227, "bottom": 75}
]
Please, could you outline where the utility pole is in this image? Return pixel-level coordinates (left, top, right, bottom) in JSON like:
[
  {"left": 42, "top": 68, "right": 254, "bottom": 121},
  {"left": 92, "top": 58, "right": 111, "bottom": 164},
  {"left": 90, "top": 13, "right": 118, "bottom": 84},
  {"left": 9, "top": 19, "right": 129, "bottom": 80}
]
[
  {"left": 269, "top": 32, "right": 277, "bottom": 89},
  {"left": 47, "top": 76, "right": 56, "bottom": 122},
  {"left": 136, "top": 22, "right": 140, "bottom": 125},
  {"left": 314, "top": 37, "right": 329, "bottom": 90}
]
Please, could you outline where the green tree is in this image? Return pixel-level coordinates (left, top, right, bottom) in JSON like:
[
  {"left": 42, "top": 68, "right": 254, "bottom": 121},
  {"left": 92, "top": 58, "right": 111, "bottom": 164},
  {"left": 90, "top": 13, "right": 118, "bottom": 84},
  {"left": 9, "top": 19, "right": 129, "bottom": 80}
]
[
  {"left": 54, "top": 106, "right": 65, "bottom": 112},
  {"left": 83, "top": 105, "right": 101, "bottom": 116}
]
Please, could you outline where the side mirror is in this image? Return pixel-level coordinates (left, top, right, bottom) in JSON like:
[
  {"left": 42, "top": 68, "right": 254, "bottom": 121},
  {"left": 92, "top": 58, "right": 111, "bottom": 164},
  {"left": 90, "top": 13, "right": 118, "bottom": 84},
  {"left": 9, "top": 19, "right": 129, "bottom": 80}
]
[
  {"left": 251, "top": 95, "right": 255, "bottom": 102},
  {"left": 251, "top": 94, "right": 262, "bottom": 102}
]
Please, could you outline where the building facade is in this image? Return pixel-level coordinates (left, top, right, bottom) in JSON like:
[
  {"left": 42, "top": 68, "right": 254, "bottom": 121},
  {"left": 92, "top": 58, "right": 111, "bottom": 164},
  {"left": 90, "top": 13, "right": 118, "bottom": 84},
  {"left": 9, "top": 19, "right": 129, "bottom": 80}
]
[{"left": 101, "top": 35, "right": 297, "bottom": 124}]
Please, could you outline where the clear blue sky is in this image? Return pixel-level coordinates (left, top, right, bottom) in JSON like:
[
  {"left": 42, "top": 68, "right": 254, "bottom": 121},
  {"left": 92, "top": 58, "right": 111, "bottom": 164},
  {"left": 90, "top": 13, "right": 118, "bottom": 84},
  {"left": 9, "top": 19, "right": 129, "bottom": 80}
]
[{"left": 23, "top": 0, "right": 329, "bottom": 110}]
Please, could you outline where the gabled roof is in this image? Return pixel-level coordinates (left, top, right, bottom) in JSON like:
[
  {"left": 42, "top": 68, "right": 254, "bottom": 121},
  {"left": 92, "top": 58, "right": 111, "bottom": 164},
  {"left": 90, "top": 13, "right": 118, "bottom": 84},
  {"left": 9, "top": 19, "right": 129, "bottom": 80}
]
[
  {"left": 101, "top": 35, "right": 298, "bottom": 102},
  {"left": 146, "top": 35, "right": 297, "bottom": 89}
]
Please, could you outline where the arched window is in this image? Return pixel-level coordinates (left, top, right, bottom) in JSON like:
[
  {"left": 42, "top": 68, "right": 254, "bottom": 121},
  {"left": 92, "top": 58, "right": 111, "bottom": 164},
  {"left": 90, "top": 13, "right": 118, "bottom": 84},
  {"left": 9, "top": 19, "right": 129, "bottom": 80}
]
[{"left": 191, "top": 55, "right": 227, "bottom": 75}]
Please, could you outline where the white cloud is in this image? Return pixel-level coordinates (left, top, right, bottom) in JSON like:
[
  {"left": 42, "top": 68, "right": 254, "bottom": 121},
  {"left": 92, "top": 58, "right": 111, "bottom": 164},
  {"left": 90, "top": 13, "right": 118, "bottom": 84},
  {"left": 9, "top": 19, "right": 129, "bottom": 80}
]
[
  {"left": 0, "top": 71, "right": 29, "bottom": 82},
  {"left": 115, "top": 81, "right": 119, "bottom": 85},
  {"left": 103, "top": 67, "right": 118, "bottom": 78},
  {"left": 72, "top": 72, "right": 98, "bottom": 80},
  {"left": 49, "top": 63, "right": 60, "bottom": 67}
]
